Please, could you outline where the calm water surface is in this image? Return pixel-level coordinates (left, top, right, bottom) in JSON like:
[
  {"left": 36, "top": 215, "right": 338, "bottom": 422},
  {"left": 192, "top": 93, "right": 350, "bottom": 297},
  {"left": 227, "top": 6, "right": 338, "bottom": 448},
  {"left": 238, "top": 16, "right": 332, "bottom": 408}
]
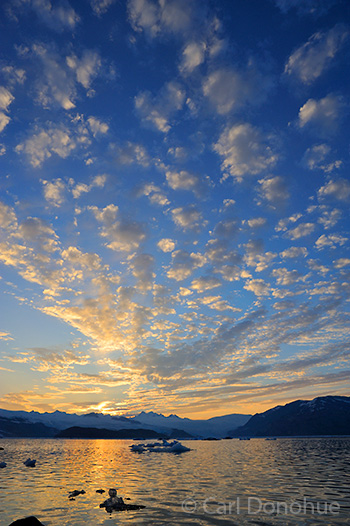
[{"left": 0, "top": 437, "right": 349, "bottom": 526}]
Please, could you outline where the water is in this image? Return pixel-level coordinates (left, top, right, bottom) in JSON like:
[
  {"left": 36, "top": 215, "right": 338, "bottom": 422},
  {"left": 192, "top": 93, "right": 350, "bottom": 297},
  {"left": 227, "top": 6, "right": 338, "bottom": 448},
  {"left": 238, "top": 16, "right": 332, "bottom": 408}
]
[{"left": 0, "top": 437, "right": 349, "bottom": 526}]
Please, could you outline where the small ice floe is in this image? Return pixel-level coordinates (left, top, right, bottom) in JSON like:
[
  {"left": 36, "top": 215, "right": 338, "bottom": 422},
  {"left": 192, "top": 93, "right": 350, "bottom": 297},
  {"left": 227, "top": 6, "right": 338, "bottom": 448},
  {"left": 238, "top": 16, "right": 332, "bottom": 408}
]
[
  {"left": 0, "top": 462, "right": 6, "bottom": 468},
  {"left": 23, "top": 458, "right": 36, "bottom": 467},
  {"left": 130, "top": 439, "right": 191, "bottom": 454},
  {"left": 99, "top": 488, "right": 145, "bottom": 513},
  {"left": 68, "top": 489, "right": 85, "bottom": 499}
]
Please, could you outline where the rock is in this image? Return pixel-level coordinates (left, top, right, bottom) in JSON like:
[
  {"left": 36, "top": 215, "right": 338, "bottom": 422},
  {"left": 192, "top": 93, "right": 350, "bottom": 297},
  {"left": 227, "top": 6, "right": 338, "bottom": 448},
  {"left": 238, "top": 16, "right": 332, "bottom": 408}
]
[
  {"left": 0, "top": 462, "right": 6, "bottom": 468},
  {"left": 68, "top": 490, "right": 85, "bottom": 498},
  {"left": 100, "top": 489, "right": 145, "bottom": 513},
  {"left": 0, "top": 447, "right": 4, "bottom": 450},
  {"left": 8, "top": 517, "right": 45, "bottom": 526},
  {"left": 23, "top": 458, "right": 36, "bottom": 467},
  {"left": 96, "top": 489, "right": 105, "bottom": 494}
]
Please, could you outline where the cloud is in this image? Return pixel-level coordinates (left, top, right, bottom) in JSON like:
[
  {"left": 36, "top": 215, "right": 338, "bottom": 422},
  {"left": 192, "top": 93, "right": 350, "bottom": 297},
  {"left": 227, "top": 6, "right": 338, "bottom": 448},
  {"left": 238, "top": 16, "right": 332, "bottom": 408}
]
[
  {"left": 273, "top": 0, "right": 339, "bottom": 16},
  {"left": 179, "top": 41, "right": 206, "bottom": 74},
  {"left": 71, "top": 174, "right": 107, "bottom": 199},
  {"left": 87, "top": 117, "right": 109, "bottom": 136},
  {"left": 315, "top": 233, "right": 347, "bottom": 250},
  {"left": 16, "top": 124, "right": 79, "bottom": 167},
  {"left": 115, "top": 142, "right": 150, "bottom": 166},
  {"left": 31, "top": 45, "right": 101, "bottom": 109},
  {"left": 191, "top": 275, "right": 221, "bottom": 293},
  {"left": 247, "top": 217, "right": 267, "bottom": 228},
  {"left": 0, "top": 86, "right": 14, "bottom": 111},
  {"left": 32, "top": 44, "right": 76, "bottom": 109},
  {"left": 167, "top": 249, "right": 206, "bottom": 280},
  {"left": 302, "top": 144, "right": 342, "bottom": 173},
  {"left": 214, "top": 123, "right": 278, "bottom": 180},
  {"left": 203, "top": 67, "right": 272, "bottom": 115},
  {"left": 130, "top": 253, "right": 155, "bottom": 290},
  {"left": 212, "top": 219, "right": 239, "bottom": 238},
  {"left": 244, "top": 278, "right": 270, "bottom": 296},
  {"left": 333, "top": 258, "right": 350, "bottom": 269},
  {"left": 286, "top": 222, "right": 315, "bottom": 239},
  {"left": 275, "top": 213, "right": 302, "bottom": 232},
  {"left": 272, "top": 268, "right": 303, "bottom": 286},
  {"left": 258, "top": 176, "right": 289, "bottom": 206},
  {"left": 135, "top": 183, "right": 169, "bottom": 207},
  {"left": 0, "top": 86, "right": 14, "bottom": 132},
  {"left": 0, "top": 202, "right": 17, "bottom": 230},
  {"left": 280, "top": 246, "right": 308, "bottom": 259},
  {"left": 91, "top": 204, "right": 146, "bottom": 252},
  {"left": 157, "top": 238, "right": 175, "bottom": 252},
  {"left": 318, "top": 179, "right": 350, "bottom": 202},
  {"left": 1, "top": 65, "right": 26, "bottom": 86},
  {"left": 285, "top": 25, "right": 348, "bottom": 83},
  {"left": 0, "top": 113, "right": 11, "bottom": 133},
  {"left": 90, "top": 0, "right": 116, "bottom": 15},
  {"left": 42, "top": 178, "right": 66, "bottom": 206},
  {"left": 298, "top": 94, "right": 344, "bottom": 132},
  {"left": 243, "top": 240, "right": 276, "bottom": 272},
  {"left": 165, "top": 168, "right": 210, "bottom": 197},
  {"left": 11, "top": 0, "right": 79, "bottom": 31},
  {"left": 128, "top": 0, "right": 193, "bottom": 38},
  {"left": 318, "top": 208, "right": 341, "bottom": 229},
  {"left": 19, "top": 217, "right": 59, "bottom": 253},
  {"left": 171, "top": 205, "right": 205, "bottom": 231},
  {"left": 135, "top": 81, "right": 185, "bottom": 133},
  {"left": 66, "top": 50, "right": 101, "bottom": 90}
]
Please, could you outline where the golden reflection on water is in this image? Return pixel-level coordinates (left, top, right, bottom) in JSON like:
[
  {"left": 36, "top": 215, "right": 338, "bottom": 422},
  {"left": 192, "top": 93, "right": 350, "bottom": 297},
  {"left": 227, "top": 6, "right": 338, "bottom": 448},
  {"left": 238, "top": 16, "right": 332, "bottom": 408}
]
[{"left": 0, "top": 438, "right": 349, "bottom": 526}]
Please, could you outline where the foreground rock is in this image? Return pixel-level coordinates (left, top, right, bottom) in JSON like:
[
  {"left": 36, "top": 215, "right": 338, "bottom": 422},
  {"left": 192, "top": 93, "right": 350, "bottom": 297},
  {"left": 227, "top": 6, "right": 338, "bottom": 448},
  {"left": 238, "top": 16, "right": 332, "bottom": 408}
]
[
  {"left": 130, "top": 439, "right": 191, "bottom": 454},
  {"left": 8, "top": 517, "right": 45, "bottom": 526},
  {"left": 100, "top": 488, "right": 145, "bottom": 513},
  {"left": 68, "top": 489, "right": 86, "bottom": 498},
  {"left": 23, "top": 458, "right": 36, "bottom": 467}
]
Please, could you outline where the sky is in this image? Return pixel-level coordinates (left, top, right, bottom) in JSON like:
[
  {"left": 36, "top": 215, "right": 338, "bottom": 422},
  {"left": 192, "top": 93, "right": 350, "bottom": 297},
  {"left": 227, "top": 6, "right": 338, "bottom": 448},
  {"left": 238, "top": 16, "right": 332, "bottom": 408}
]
[{"left": 0, "top": 0, "right": 349, "bottom": 419}]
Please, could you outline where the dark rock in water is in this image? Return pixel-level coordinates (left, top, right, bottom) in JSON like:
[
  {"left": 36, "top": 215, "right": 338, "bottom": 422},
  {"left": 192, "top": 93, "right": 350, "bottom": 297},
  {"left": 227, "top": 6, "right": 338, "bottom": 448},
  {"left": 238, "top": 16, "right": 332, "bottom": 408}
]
[
  {"left": 96, "top": 489, "right": 105, "bottom": 494},
  {"left": 0, "top": 461, "right": 6, "bottom": 468},
  {"left": 8, "top": 517, "right": 45, "bottom": 526},
  {"left": 23, "top": 458, "right": 36, "bottom": 467},
  {"left": 100, "top": 489, "right": 145, "bottom": 513},
  {"left": 0, "top": 446, "right": 4, "bottom": 450},
  {"left": 68, "top": 489, "right": 85, "bottom": 498}
]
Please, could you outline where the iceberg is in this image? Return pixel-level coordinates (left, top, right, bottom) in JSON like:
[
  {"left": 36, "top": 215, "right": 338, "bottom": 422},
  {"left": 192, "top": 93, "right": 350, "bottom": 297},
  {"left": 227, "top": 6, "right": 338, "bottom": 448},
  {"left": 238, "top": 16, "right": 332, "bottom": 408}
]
[{"left": 130, "top": 439, "right": 191, "bottom": 454}]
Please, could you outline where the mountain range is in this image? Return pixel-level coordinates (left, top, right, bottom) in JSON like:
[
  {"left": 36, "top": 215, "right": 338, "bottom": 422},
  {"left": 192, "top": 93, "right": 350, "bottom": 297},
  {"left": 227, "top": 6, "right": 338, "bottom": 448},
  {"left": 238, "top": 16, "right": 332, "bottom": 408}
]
[
  {"left": 0, "top": 396, "right": 349, "bottom": 439},
  {"left": 0, "top": 407, "right": 250, "bottom": 439},
  {"left": 231, "top": 396, "right": 350, "bottom": 437}
]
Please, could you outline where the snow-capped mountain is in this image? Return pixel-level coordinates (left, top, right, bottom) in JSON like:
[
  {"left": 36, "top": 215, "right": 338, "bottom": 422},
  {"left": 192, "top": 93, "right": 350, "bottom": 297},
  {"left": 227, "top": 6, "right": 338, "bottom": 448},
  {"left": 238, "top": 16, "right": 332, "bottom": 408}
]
[
  {"left": 0, "top": 407, "right": 250, "bottom": 438},
  {"left": 230, "top": 396, "right": 350, "bottom": 437},
  {"left": 132, "top": 411, "right": 251, "bottom": 437}
]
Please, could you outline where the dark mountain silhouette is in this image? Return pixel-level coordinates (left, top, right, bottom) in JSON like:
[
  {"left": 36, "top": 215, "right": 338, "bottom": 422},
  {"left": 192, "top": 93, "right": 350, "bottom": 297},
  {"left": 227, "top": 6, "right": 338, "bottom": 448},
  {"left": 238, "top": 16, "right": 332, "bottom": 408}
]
[{"left": 230, "top": 396, "right": 350, "bottom": 437}]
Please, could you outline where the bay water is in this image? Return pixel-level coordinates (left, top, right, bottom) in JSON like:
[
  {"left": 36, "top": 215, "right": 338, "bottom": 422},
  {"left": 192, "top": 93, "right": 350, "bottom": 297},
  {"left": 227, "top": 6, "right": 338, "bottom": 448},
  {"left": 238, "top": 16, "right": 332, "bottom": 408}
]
[{"left": 0, "top": 437, "right": 349, "bottom": 525}]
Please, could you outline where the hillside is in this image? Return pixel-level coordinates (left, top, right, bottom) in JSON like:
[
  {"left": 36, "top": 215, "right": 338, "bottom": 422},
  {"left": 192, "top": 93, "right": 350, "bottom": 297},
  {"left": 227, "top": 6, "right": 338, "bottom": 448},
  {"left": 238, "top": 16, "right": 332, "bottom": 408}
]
[{"left": 230, "top": 396, "right": 350, "bottom": 437}]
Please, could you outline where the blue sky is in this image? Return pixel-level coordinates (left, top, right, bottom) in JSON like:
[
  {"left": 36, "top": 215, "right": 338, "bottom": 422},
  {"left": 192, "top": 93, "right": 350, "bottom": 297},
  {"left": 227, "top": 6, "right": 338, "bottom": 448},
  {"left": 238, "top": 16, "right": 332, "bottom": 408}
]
[{"left": 0, "top": 0, "right": 349, "bottom": 418}]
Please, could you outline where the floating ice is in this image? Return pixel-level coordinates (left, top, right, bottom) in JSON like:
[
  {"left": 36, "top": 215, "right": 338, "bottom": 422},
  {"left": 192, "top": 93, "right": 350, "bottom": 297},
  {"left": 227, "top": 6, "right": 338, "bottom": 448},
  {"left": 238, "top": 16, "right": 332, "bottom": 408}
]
[{"left": 130, "top": 439, "right": 191, "bottom": 454}]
